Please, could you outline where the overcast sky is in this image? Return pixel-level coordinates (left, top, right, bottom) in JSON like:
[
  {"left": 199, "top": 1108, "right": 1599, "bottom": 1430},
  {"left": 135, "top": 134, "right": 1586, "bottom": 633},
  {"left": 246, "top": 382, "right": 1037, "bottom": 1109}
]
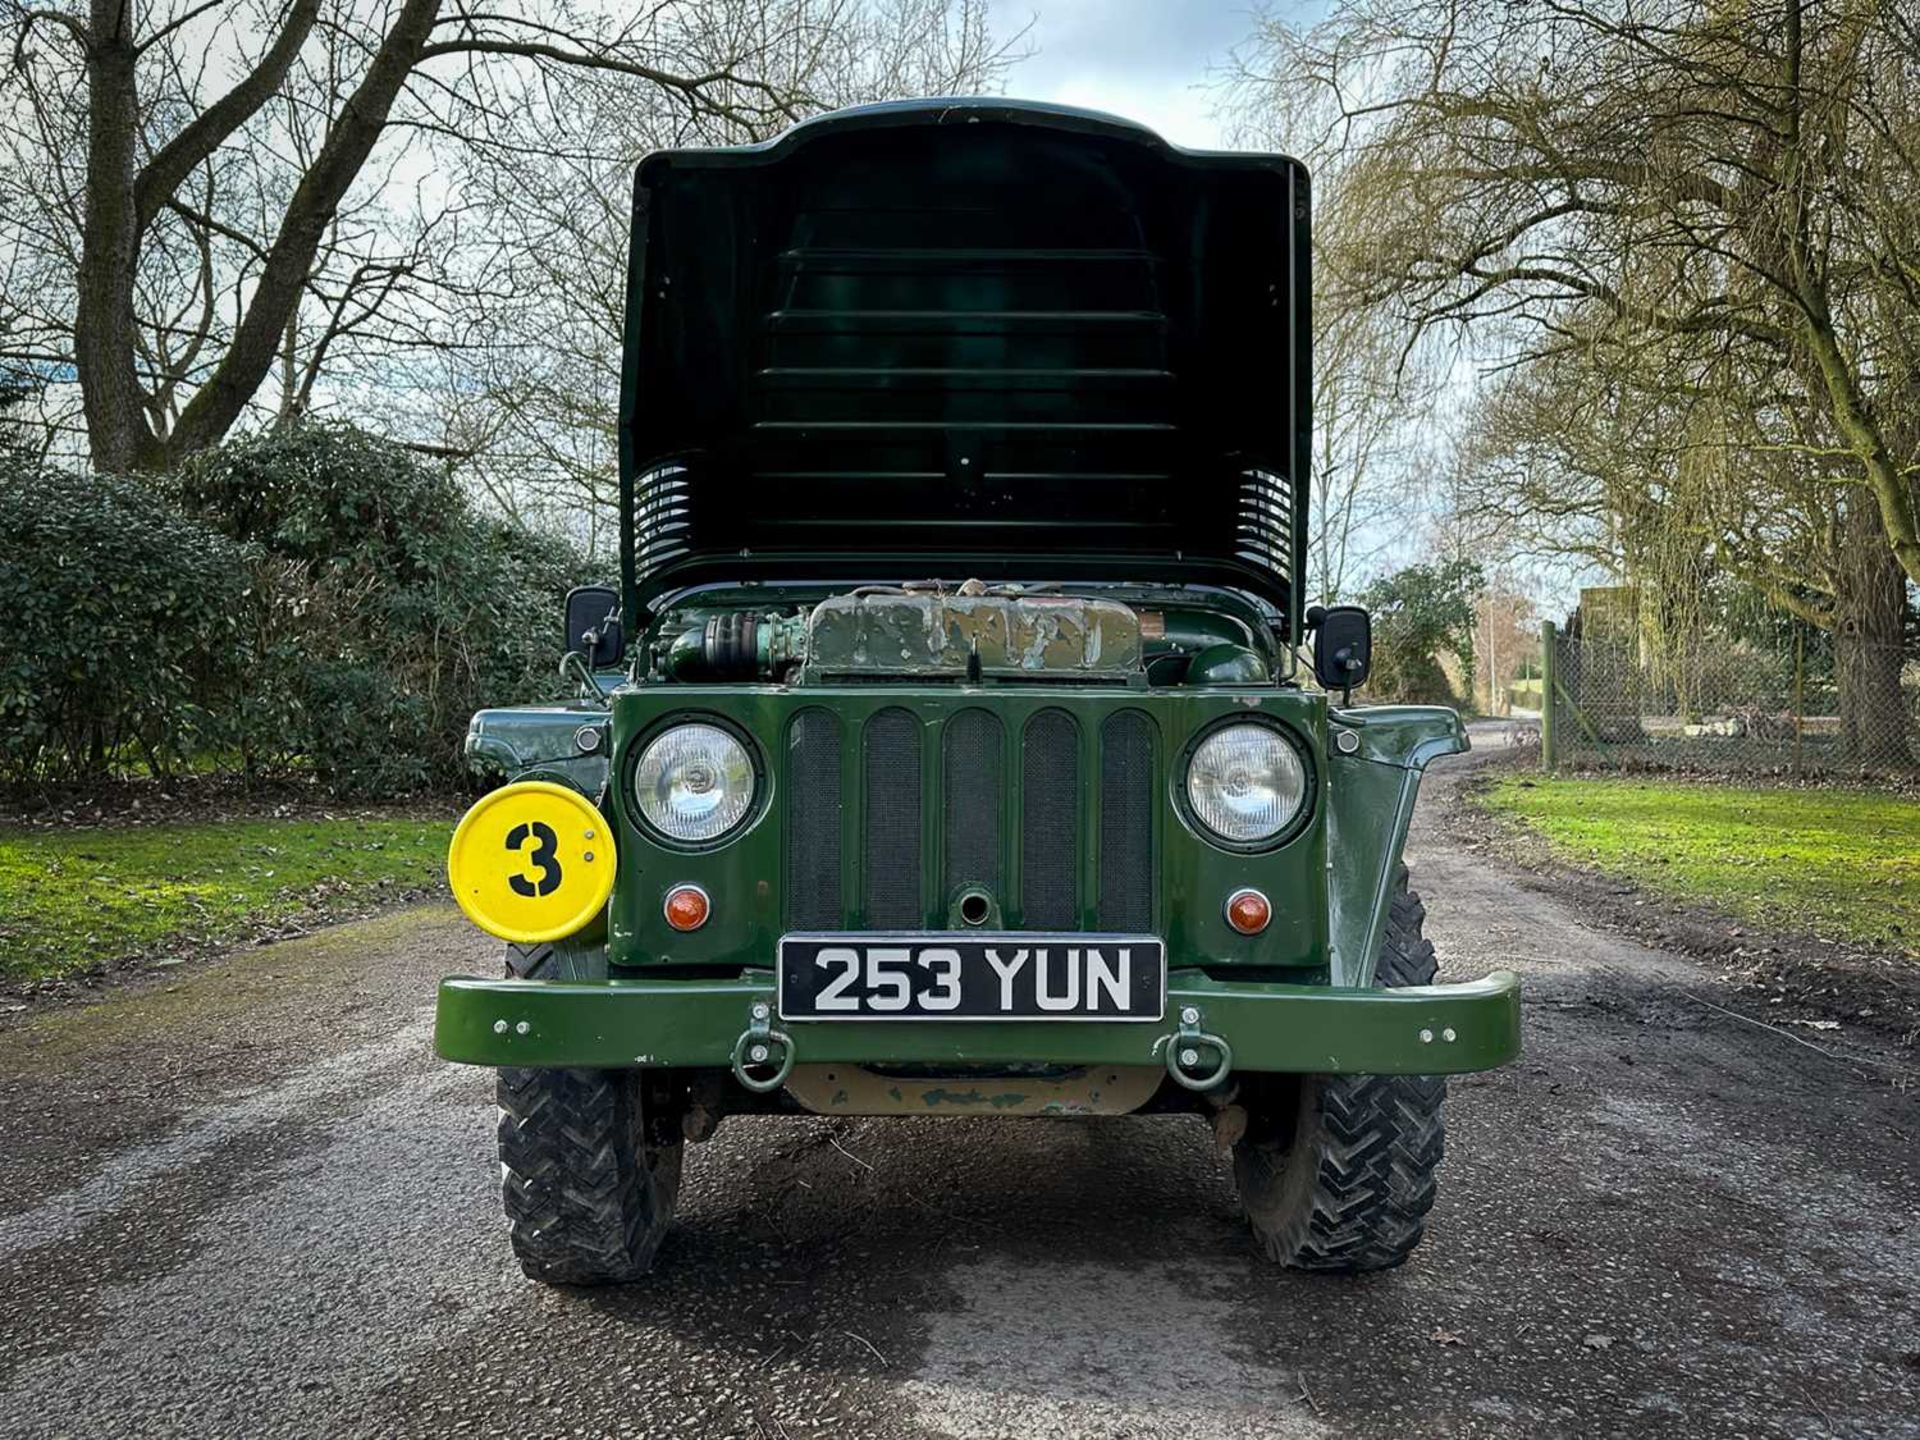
[{"left": 995, "top": 1, "right": 1312, "bottom": 148}]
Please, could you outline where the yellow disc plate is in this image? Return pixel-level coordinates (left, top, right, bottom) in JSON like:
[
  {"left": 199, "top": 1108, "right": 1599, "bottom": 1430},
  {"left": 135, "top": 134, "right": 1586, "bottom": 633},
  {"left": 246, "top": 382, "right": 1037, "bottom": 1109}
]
[{"left": 447, "top": 780, "right": 617, "bottom": 944}]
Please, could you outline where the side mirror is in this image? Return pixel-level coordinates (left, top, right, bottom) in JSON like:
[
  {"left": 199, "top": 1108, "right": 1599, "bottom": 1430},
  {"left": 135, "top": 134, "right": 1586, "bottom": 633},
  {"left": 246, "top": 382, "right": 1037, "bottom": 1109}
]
[
  {"left": 1309, "top": 604, "right": 1371, "bottom": 699},
  {"left": 564, "top": 585, "right": 625, "bottom": 668}
]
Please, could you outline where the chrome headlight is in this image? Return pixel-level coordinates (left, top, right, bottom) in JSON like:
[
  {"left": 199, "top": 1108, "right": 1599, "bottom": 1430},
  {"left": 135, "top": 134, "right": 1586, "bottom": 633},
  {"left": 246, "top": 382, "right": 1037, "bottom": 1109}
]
[
  {"left": 632, "top": 723, "right": 756, "bottom": 843},
  {"left": 1185, "top": 723, "right": 1307, "bottom": 846}
]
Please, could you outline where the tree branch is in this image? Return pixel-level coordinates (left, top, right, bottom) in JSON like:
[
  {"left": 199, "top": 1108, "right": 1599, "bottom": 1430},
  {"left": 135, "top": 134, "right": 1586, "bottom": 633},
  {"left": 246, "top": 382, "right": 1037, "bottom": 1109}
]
[
  {"left": 11, "top": 5, "right": 91, "bottom": 54},
  {"left": 134, "top": 0, "right": 227, "bottom": 55},
  {"left": 132, "top": 0, "right": 320, "bottom": 232},
  {"left": 416, "top": 37, "right": 804, "bottom": 122},
  {"left": 168, "top": 0, "right": 443, "bottom": 458}
]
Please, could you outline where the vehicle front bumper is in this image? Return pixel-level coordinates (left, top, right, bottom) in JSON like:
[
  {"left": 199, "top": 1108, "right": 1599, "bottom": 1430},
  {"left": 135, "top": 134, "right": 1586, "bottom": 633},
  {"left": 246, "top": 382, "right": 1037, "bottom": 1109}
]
[{"left": 434, "top": 969, "right": 1522, "bottom": 1084}]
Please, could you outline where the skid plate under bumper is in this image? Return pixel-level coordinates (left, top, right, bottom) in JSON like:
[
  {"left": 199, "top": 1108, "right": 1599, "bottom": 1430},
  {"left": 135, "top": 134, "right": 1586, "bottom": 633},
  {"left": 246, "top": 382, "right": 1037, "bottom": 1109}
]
[{"left": 435, "top": 970, "right": 1521, "bottom": 1089}]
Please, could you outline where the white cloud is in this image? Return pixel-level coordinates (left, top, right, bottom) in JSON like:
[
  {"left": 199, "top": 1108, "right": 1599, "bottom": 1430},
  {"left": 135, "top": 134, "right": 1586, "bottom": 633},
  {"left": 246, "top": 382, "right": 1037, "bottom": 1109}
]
[
  {"left": 995, "top": 0, "right": 1279, "bottom": 149},
  {"left": 1036, "top": 70, "right": 1228, "bottom": 148}
]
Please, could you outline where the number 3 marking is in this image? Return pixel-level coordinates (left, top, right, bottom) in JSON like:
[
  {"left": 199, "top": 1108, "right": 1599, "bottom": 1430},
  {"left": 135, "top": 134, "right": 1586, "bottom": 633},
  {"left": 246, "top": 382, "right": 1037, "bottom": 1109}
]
[
  {"left": 504, "top": 820, "right": 564, "bottom": 897},
  {"left": 918, "top": 949, "right": 962, "bottom": 1011}
]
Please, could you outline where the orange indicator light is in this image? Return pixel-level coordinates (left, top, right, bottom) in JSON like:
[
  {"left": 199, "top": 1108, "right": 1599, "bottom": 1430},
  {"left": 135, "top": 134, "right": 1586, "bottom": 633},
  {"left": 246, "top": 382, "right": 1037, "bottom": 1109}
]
[
  {"left": 1226, "top": 888, "right": 1271, "bottom": 935},
  {"left": 664, "top": 884, "right": 711, "bottom": 932}
]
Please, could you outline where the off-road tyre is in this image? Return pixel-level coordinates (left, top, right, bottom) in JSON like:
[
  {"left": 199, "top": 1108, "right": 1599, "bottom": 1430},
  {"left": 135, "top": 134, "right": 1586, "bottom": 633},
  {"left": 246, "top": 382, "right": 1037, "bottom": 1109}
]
[
  {"left": 496, "top": 1066, "right": 684, "bottom": 1285},
  {"left": 497, "top": 942, "right": 681, "bottom": 1284},
  {"left": 506, "top": 939, "right": 602, "bottom": 980},
  {"left": 1233, "top": 867, "right": 1445, "bottom": 1272}
]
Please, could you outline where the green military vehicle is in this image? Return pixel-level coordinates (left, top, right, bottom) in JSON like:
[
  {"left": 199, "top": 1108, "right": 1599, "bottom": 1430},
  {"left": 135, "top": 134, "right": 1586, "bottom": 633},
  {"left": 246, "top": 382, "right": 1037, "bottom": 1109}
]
[{"left": 439, "top": 99, "right": 1522, "bottom": 1284}]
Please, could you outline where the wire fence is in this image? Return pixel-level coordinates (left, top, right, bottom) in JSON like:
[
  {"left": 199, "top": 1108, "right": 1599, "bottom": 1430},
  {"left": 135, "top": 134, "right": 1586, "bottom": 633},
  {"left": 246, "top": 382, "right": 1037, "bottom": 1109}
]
[{"left": 1541, "top": 609, "right": 1920, "bottom": 783}]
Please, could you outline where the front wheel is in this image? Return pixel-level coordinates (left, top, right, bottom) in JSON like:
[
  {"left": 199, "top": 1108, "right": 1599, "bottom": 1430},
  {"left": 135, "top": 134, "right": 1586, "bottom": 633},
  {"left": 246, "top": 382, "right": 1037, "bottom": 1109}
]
[
  {"left": 496, "top": 1067, "right": 683, "bottom": 1285},
  {"left": 1232, "top": 870, "right": 1446, "bottom": 1271}
]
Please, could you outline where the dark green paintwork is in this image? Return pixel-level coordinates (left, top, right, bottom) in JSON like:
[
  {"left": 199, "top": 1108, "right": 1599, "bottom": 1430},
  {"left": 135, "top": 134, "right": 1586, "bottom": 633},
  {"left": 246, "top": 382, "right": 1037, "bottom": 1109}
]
[
  {"left": 439, "top": 681, "right": 1505, "bottom": 1077},
  {"left": 604, "top": 683, "right": 1332, "bottom": 974},
  {"left": 436, "top": 101, "right": 1521, "bottom": 1090},
  {"left": 617, "top": 100, "right": 1313, "bottom": 631},
  {"left": 465, "top": 702, "right": 613, "bottom": 797},
  {"left": 1325, "top": 705, "right": 1469, "bottom": 987},
  {"left": 1183, "top": 643, "right": 1271, "bottom": 686},
  {"left": 434, "top": 966, "right": 1521, "bottom": 1075}
]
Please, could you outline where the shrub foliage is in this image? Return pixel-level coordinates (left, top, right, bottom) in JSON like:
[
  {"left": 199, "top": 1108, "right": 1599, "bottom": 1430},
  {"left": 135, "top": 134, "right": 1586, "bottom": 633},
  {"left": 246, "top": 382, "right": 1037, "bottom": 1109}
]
[
  {"left": 1, "top": 425, "right": 582, "bottom": 794},
  {"left": 0, "top": 454, "right": 255, "bottom": 781},
  {"left": 1359, "top": 559, "right": 1485, "bottom": 706}
]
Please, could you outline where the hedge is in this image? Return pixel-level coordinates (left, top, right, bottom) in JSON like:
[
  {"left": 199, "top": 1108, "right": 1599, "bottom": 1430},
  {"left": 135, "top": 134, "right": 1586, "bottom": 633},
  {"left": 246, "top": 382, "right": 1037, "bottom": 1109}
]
[
  {"left": 0, "top": 453, "right": 256, "bottom": 782},
  {"left": 1, "top": 426, "right": 586, "bottom": 795}
]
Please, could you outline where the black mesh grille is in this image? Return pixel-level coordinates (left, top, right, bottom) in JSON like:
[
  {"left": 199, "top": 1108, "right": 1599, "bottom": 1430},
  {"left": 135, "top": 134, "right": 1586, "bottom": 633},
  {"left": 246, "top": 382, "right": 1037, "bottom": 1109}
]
[
  {"left": 789, "top": 702, "right": 1157, "bottom": 932},
  {"left": 1098, "top": 710, "right": 1154, "bottom": 930},
  {"left": 1020, "top": 710, "right": 1080, "bottom": 928},
  {"left": 944, "top": 710, "right": 1004, "bottom": 893},
  {"left": 785, "top": 709, "right": 843, "bottom": 927},
  {"left": 864, "top": 708, "right": 923, "bottom": 926}
]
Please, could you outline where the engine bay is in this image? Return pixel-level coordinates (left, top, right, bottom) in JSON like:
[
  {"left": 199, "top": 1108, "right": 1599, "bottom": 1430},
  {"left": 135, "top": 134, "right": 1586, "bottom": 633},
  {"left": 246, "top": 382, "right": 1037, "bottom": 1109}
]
[{"left": 646, "top": 582, "right": 1281, "bottom": 688}]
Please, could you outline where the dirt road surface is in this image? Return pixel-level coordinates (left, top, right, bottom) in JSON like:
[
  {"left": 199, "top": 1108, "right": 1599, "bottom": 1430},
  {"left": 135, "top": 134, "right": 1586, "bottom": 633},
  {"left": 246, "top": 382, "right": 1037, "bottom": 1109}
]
[{"left": 3, "top": 751, "right": 1915, "bottom": 1439}]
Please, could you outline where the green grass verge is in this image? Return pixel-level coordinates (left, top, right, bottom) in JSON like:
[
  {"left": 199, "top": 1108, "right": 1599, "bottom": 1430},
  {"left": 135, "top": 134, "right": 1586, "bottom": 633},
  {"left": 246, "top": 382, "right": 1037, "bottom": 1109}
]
[
  {"left": 0, "top": 816, "right": 448, "bottom": 983},
  {"left": 1482, "top": 776, "right": 1918, "bottom": 957}
]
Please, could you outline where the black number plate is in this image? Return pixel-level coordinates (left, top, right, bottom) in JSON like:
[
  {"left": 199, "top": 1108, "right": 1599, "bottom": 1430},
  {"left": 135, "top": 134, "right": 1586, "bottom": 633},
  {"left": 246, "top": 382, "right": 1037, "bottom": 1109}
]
[{"left": 777, "top": 934, "right": 1165, "bottom": 1022}]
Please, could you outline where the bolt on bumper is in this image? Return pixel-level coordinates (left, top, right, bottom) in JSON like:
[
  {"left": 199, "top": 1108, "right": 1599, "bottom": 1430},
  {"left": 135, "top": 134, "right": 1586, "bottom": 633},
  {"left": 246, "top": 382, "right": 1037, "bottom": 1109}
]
[{"left": 435, "top": 969, "right": 1521, "bottom": 1083}]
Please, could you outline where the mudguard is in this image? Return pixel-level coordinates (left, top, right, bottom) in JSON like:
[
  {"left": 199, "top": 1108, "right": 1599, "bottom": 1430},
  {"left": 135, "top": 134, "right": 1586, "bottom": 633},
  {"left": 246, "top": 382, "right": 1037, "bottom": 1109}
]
[
  {"left": 465, "top": 704, "right": 613, "bottom": 797},
  {"left": 1322, "top": 706, "right": 1469, "bottom": 987}
]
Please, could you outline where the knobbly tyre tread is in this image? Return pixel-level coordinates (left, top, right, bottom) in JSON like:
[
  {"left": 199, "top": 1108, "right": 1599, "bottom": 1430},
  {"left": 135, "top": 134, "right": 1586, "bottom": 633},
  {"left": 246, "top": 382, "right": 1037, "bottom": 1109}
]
[
  {"left": 505, "top": 942, "right": 548, "bottom": 977},
  {"left": 496, "top": 1066, "right": 683, "bottom": 1285},
  {"left": 1233, "top": 866, "right": 1446, "bottom": 1272},
  {"left": 506, "top": 939, "right": 602, "bottom": 980},
  {"left": 495, "top": 943, "right": 681, "bottom": 1285}
]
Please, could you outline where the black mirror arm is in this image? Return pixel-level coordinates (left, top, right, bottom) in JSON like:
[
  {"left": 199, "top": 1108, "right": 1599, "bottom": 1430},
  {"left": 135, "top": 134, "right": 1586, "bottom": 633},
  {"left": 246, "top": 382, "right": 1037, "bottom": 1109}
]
[
  {"left": 560, "top": 650, "right": 612, "bottom": 707},
  {"left": 1335, "top": 649, "right": 1359, "bottom": 707},
  {"left": 578, "top": 610, "right": 624, "bottom": 672}
]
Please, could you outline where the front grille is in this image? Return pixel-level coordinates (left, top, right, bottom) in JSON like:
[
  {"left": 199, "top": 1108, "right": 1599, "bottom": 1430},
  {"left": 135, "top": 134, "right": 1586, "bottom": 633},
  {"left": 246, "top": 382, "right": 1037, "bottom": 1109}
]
[
  {"left": 1020, "top": 709, "right": 1081, "bottom": 928},
  {"left": 786, "top": 702, "right": 1154, "bottom": 930},
  {"left": 944, "top": 709, "right": 1003, "bottom": 893},
  {"left": 863, "top": 708, "right": 923, "bottom": 926},
  {"left": 1098, "top": 710, "right": 1154, "bottom": 930},
  {"left": 786, "top": 709, "right": 843, "bottom": 927}
]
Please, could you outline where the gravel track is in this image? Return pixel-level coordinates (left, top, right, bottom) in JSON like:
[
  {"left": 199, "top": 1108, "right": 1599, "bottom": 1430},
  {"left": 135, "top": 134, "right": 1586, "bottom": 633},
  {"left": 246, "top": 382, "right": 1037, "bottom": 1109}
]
[{"left": 2, "top": 749, "right": 1915, "bottom": 1439}]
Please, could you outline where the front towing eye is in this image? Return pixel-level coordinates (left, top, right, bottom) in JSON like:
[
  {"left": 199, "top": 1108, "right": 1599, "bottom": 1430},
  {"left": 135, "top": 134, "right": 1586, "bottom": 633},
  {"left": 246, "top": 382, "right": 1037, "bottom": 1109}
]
[
  {"left": 1163, "top": 1005, "right": 1233, "bottom": 1091},
  {"left": 730, "top": 999, "right": 796, "bottom": 1093}
]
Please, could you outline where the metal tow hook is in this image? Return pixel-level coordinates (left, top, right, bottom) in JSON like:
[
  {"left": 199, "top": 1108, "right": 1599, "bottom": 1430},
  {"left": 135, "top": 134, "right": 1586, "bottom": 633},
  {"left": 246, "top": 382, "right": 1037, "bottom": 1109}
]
[
  {"left": 1164, "top": 1005, "right": 1232, "bottom": 1091},
  {"left": 730, "top": 1000, "right": 796, "bottom": 1093}
]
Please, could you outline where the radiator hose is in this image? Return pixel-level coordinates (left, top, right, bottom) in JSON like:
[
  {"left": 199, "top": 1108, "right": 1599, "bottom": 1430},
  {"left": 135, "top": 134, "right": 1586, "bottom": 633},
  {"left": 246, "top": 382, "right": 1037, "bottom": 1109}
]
[{"left": 664, "top": 613, "right": 806, "bottom": 680}]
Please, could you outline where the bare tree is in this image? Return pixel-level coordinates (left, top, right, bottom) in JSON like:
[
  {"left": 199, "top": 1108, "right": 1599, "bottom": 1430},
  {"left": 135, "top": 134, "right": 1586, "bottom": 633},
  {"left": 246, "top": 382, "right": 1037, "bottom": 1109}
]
[
  {"left": 423, "top": 0, "right": 1017, "bottom": 553},
  {"left": 3, "top": 0, "right": 954, "bottom": 473},
  {"left": 1454, "top": 332, "right": 1906, "bottom": 760},
  {"left": 1472, "top": 576, "right": 1538, "bottom": 717},
  {"left": 1305, "top": 290, "right": 1450, "bottom": 604},
  {"left": 1231, "top": 0, "right": 1918, "bottom": 763},
  {"left": 1225, "top": 55, "right": 1440, "bottom": 604}
]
